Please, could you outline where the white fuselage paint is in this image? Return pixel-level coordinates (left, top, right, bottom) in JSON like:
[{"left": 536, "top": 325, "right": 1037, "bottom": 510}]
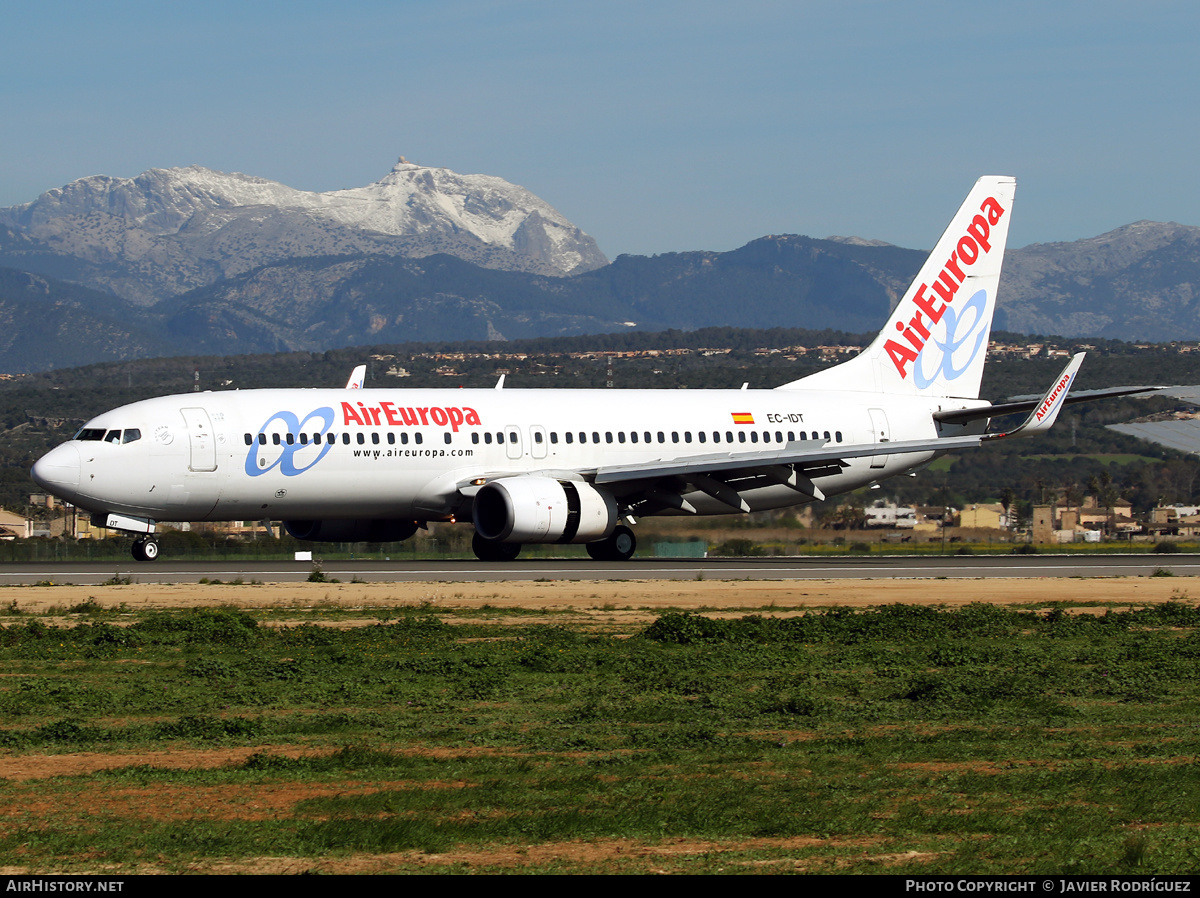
[{"left": 35, "top": 386, "right": 957, "bottom": 524}]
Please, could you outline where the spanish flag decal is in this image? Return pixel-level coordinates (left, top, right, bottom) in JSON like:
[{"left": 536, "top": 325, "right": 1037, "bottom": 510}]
[{"left": 731, "top": 412, "right": 754, "bottom": 425}]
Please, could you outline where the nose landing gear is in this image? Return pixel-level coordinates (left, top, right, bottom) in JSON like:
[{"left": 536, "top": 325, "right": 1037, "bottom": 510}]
[{"left": 131, "top": 536, "right": 160, "bottom": 562}]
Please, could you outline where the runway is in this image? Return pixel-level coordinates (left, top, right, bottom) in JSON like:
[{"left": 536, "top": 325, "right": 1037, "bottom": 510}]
[{"left": 0, "top": 553, "right": 1196, "bottom": 586}]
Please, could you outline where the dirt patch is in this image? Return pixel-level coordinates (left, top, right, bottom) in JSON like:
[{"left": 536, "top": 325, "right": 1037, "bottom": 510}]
[
  {"left": 197, "top": 834, "right": 887, "bottom": 873},
  {"left": 0, "top": 746, "right": 325, "bottom": 782},
  {"left": 0, "top": 779, "right": 412, "bottom": 824},
  {"left": 1, "top": 576, "right": 1194, "bottom": 620}
]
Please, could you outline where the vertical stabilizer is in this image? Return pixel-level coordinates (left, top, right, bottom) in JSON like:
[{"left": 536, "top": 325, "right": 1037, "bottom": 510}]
[{"left": 779, "top": 176, "right": 1016, "bottom": 398}]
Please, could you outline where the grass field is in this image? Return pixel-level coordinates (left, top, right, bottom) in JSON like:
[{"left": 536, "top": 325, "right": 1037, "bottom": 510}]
[{"left": 2, "top": 595, "right": 1200, "bottom": 874}]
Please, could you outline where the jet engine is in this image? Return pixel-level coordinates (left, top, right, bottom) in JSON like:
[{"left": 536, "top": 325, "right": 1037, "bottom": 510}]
[
  {"left": 472, "top": 477, "right": 618, "bottom": 543},
  {"left": 283, "top": 519, "right": 419, "bottom": 543}
]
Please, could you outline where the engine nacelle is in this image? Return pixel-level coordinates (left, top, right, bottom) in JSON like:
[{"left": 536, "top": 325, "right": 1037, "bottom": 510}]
[
  {"left": 473, "top": 477, "right": 618, "bottom": 543},
  {"left": 283, "top": 519, "right": 419, "bottom": 543}
]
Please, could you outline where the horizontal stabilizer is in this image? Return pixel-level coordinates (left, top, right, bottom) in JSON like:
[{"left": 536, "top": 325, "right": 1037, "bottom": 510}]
[{"left": 934, "top": 383, "right": 1164, "bottom": 425}]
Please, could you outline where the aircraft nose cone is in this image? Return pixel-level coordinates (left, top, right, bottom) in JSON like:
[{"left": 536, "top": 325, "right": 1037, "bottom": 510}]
[{"left": 31, "top": 443, "right": 81, "bottom": 495}]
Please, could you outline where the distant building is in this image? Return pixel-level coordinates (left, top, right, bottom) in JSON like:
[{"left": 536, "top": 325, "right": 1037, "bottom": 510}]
[{"left": 864, "top": 503, "right": 917, "bottom": 529}]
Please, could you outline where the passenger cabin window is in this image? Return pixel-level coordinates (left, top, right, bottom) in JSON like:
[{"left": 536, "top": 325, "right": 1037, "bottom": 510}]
[
  {"left": 415, "top": 433, "right": 423, "bottom": 445},
  {"left": 444, "top": 432, "right": 452, "bottom": 444}
]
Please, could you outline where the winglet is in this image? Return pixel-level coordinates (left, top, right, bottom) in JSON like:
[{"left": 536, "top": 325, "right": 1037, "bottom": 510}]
[
  {"left": 346, "top": 365, "right": 366, "bottom": 390},
  {"left": 989, "top": 352, "right": 1085, "bottom": 440}
]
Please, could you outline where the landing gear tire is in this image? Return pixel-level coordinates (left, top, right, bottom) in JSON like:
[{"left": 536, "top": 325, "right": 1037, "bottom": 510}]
[
  {"left": 586, "top": 525, "right": 636, "bottom": 561},
  {"left": 131, "top": 536, "right": 160, "bottom": 562},
  {"left": 472, "top": 532, "right": 522, "bottom": 562}
]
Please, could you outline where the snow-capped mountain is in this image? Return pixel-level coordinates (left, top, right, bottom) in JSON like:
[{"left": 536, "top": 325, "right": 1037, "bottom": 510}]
[{"left": 0, "top": 158, "right": 607, "bottom": 305}]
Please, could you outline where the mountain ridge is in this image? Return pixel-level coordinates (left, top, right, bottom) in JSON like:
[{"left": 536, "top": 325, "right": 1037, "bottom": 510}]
[
  {"left": 0, "top": 159, "right": 608, "bottom": 305},
  {"left": 2, "top": 161, "right": 1200, "bottom": 370}
]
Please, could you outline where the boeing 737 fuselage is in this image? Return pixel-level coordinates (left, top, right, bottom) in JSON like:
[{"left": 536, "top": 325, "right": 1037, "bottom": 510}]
[{"left": 30, "top": 177, "right": 1134, "bottom": 561}]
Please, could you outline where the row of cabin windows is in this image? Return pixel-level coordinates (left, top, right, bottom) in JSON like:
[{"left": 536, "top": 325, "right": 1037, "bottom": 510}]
[
  {"left": 244, "top": 429, "right": 845, "bottom": 448},
  {"left": 244, "top": 431, "right": 426, "bottom": 446},
  {"left": 470, "top": 430, "right": 843, "bottom": 445}
]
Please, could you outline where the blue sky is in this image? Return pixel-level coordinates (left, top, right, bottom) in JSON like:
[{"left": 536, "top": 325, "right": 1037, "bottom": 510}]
[{"left": 3, "top": 0, "right": 1198, "bottom": 258}]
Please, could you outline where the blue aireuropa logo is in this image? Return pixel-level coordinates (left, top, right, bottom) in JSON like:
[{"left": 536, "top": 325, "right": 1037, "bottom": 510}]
[
  {"left": 913, "top": 289, "right": 990, "bottom": 390},
  {"left": 244, "top": 408, "right": 335, "bottom": 477}
]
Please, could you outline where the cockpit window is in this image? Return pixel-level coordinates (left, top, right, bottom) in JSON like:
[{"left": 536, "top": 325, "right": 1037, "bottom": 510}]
[{"left": 75, "top": 427, "right": 141, "bottom": 444}]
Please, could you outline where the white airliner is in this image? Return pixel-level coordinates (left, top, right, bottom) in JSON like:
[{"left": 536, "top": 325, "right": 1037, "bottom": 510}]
[{"left": 29, "top": 176, "right": 1139, "bottom": 562}]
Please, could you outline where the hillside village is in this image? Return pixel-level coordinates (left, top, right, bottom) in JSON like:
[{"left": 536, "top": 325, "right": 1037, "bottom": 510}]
[{"left": 372, "top": 338, "right": 1200, "bottom": 378}]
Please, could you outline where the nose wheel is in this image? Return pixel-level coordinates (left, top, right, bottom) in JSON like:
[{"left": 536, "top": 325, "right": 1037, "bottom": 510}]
[{"left": 131, "top": 536, "right": 160, "bottom": 562}]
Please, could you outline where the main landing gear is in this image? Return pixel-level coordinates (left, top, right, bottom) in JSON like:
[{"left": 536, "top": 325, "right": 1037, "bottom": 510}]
[
  {"left": 131, "top": 536, "right": 160, "bottom": 562},
  {"left": 469, "top": 526, "right": 637, "bottom": 563},
  {"left": 586, "top": 525, "right": 637, "bottom": 561},
  {"left": 472, "top": 532, "right": 522, "bottom": 562}
]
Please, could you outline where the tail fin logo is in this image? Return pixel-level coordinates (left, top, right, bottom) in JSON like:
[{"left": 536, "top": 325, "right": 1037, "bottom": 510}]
[
  {"left": 912, "top": 289, "right": 989, "bottom": 388},
  {"left": 883, "top": 195, "right": 1006, "bottom": 382}
]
